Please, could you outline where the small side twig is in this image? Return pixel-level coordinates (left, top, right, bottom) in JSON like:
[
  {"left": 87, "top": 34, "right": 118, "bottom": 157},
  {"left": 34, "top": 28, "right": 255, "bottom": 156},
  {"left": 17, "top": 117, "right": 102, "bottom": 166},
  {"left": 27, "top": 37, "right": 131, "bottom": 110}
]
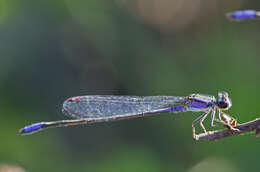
[{"left": 195, "top": 118, "right": 260, "bottom": 141}]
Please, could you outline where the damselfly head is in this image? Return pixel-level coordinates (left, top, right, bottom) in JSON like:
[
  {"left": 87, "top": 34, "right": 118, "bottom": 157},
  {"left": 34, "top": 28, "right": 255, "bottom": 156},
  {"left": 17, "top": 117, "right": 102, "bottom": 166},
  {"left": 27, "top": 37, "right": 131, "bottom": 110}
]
[{"left": 217, "top": 91, "right": 232, "bottom": 110}]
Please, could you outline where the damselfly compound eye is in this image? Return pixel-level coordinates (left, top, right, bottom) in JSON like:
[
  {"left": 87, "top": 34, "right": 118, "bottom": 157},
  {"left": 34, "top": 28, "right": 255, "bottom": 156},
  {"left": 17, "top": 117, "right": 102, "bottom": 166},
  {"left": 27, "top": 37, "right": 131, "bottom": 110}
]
[{"left": 217, "top": 91, "right": 232, "bottom": 110}]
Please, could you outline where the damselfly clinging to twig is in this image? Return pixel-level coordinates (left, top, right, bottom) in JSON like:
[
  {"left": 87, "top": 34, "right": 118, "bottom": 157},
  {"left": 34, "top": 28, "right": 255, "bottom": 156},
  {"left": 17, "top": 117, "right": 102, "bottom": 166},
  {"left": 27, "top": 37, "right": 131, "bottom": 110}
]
[{"left": 19, "top": 91, "right": 238, "bottom": 139}]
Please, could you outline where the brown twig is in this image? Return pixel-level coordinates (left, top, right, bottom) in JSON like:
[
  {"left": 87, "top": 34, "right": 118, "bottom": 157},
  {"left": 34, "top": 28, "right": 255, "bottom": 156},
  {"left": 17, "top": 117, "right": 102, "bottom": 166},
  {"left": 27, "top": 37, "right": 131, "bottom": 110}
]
[{"left": 195, "top": 118, "right": 260, "bottom": 141}]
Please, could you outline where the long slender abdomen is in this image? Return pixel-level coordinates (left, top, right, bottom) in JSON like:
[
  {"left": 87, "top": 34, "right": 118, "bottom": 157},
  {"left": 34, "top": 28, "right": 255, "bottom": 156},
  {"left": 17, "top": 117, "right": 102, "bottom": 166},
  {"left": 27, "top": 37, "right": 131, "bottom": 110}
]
[
  {"left": 152, "top": 105, "right": 186, "bottom": 113},
  {"left": 19, "top": 123, "right": 43, "bottom": 135}
]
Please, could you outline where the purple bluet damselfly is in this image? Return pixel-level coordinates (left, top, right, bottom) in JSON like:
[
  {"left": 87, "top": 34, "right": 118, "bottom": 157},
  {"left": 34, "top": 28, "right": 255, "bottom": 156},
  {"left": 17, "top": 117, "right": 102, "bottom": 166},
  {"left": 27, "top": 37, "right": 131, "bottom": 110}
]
[{"left": 19, "top": 91, "right": 238, "bottom": 139}]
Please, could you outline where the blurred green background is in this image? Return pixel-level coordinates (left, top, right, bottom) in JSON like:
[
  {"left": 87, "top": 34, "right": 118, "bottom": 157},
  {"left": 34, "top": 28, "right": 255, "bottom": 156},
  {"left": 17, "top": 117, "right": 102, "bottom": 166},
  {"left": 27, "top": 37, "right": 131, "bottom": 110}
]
[{"left": 1, "top": 0, "right": 260, "bottom": 172}]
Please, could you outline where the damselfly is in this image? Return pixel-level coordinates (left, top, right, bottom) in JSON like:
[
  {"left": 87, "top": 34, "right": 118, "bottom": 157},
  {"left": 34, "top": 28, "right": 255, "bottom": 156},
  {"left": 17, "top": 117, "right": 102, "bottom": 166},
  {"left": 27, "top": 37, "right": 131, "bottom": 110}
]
[{"left": 19, "top": 91, "right": 238, "bottom": 139}]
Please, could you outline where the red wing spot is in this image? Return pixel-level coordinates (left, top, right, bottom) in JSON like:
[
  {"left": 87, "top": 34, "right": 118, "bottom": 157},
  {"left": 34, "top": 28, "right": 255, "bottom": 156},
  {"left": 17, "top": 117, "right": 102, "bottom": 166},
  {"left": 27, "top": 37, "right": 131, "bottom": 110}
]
[
  {"left": 75, "top": 98, "right": 80, "bottom": 103},
  {"left": 68, "top": 97, "right": 80, "bottom": 103}
]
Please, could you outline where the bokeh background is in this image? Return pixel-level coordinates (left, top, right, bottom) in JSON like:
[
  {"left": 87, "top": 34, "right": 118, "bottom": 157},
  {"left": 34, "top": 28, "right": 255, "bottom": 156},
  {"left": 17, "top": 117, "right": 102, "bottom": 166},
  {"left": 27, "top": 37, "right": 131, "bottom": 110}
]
[{"left": 1, "top": 0, "right": 260, "bottom": 171}]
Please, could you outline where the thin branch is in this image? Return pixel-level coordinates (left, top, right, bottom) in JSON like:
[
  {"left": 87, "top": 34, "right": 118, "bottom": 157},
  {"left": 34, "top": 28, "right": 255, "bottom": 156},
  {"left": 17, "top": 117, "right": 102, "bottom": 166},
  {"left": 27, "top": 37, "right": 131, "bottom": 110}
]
[{"left": 195, "top": 118, "right": 260, "bottom": 141}]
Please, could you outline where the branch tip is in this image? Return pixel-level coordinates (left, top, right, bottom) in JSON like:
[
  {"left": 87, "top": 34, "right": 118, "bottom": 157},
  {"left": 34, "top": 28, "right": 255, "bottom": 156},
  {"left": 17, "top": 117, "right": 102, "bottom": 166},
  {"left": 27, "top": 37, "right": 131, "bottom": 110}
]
[{"left": 195, "top": 118, "right": 260, "bottom": 141}]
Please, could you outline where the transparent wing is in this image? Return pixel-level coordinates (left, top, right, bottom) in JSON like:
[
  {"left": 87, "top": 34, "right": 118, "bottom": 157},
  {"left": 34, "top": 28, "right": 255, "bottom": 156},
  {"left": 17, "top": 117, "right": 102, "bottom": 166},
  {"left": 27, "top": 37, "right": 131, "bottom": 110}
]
[{"left": 62, "top": 95, "right": 186, "bottom": 119}]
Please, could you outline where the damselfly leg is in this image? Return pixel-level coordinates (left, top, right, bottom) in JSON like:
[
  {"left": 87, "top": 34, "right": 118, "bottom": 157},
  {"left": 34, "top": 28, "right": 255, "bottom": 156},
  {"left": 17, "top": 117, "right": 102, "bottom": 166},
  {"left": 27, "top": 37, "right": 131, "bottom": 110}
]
[
  {"left": 192, "top": 110, "right": 211, "bottom": 139},
  {"left": 193, "top": 108, "right": 239, "bottom": 139},
  {"left": 215, "top": 112, "right": 240, "bottom": 132}
]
